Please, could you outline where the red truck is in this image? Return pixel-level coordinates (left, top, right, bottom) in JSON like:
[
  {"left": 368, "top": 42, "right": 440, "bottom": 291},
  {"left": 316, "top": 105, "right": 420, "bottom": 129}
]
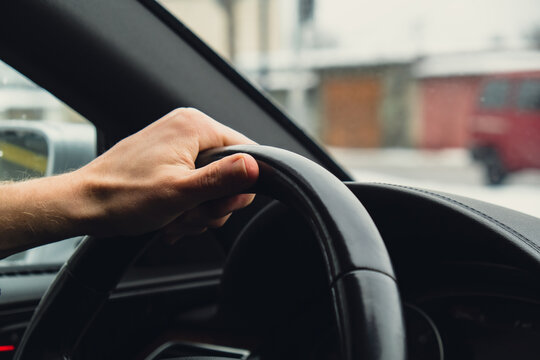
[{"left": 470, "top": 72, "right": 540, "bottom": 184}]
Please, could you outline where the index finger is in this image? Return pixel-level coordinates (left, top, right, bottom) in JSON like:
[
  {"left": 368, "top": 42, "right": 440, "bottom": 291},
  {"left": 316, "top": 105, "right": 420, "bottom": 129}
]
[{"left": 194, "top": 110, "right": 257, "bottom": 151}]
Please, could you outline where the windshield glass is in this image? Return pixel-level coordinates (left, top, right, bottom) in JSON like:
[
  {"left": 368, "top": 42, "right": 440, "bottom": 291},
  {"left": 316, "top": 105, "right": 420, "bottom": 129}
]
[{"left": 160, "top": 0, "right": 540, "bottom": 219}]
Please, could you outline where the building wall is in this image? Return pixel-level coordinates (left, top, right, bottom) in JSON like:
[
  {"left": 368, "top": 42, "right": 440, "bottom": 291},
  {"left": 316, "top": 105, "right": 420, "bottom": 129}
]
[
  {"left": 419, "top": 76, "right": 482, "bottom": 148},
  {"left": 380, "top": 66, "right": 414, "bottom": 147},
  {"left": 160, "top": 0, "right": 285, "bottom": 61},
  {"left": 320, "top": 65, "right": 412, "bottom": 148},
  {"left": 235, "top": 0, "right": 282, "bottom": 56},
  {"left": 160, "top": 0, "right": 229, "bottom": 58},
  {"left": 321, "top": 73, "right": 382, "bottom": 147}
]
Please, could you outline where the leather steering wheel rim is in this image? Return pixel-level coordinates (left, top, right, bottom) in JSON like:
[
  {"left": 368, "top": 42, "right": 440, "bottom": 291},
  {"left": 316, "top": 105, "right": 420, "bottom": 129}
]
[{"left": 14, "top": 145, "right": 405, "bottom": 360}]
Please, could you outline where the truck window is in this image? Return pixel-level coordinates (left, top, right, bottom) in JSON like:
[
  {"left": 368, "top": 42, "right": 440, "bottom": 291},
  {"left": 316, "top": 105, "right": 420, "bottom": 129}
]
[
  {"left": 479, "top": 80, "right": 510, "bottom": 109},
  {"left": 517, "top": 80, "right": 540, "bottom": 111}
]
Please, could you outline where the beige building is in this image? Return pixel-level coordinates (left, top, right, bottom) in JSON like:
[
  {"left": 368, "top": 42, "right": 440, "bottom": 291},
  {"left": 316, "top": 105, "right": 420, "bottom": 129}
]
[
  {"left": 159, "top": 0, "right": 287, "bottom": 61},
  {"left": 159, "top": 0, "right": 320, "bottom": 136}
]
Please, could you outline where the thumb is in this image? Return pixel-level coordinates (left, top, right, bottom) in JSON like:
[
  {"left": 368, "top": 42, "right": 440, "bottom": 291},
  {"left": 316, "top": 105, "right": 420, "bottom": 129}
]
[{"left": 182, "top": 154, "right": 259, "bottom": 206}]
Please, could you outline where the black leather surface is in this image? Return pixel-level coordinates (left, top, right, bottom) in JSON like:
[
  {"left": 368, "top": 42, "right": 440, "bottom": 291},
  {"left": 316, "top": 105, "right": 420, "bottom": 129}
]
[
  {"left": 12, "top": 268, "right": 109, "bottom": 359},
  {"left": 15, "top": 145, "right": 404, "bottom": 360},
  {"left": 332, "top": 270, "right": 405, "bottom": 360},
  {"left": 15, "top": 146, "right": 405, "bottom": 360},
  {"left": 348, "top": 182, "right": 540, "bottom": 275},
  {"left": 198, "top": 146, "right": 395, "bottom": 282},
  {"left": 161, "top": 358, "right": 236, "bottom": 360},
  {"left": 389, "top": 184, "right": 540, "bottom": 260},
  {"left": 14, "top": 234, "right": 155, "bottom": 360},
  {"left": 198, "top": 146, "right": 405, "bottom": 360}
]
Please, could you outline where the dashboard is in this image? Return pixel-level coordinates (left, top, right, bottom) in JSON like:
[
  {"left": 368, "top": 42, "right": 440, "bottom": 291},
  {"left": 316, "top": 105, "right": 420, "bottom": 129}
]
[
  {"left": 348, "top": 183, "right": 540, "bottom": 359},
  {"left": 404, "top": 263, "right": 540, "bottom": 360},
  {"left": 407, "top": 295, "right": 540, "bottom": 360},
  {"left": 2, "top": 183, "right": 540, "bottom": 360}
]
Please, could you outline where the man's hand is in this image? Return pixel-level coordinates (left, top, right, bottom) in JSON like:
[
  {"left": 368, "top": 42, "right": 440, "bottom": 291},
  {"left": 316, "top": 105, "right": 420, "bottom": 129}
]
[{"left": 0, "top": 108, "right": 259, "bottom": 257}]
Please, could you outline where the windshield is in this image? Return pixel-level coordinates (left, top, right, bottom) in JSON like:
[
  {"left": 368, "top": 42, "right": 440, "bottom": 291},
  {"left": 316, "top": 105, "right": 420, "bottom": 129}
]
[{"left": 160, "top": 0, "right": 540, "bottom": 219}]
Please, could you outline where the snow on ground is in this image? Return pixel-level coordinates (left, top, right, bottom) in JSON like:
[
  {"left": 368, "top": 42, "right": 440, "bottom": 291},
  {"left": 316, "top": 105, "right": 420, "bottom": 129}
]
[{"left": 328, "top": 147, "right": 540, "bottom": 219}]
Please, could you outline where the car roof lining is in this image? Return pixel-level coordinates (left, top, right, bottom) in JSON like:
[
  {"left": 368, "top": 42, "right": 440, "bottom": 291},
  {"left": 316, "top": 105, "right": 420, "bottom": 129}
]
[{"left": 0, "top": 0, "right": 350, "bottom": 180}]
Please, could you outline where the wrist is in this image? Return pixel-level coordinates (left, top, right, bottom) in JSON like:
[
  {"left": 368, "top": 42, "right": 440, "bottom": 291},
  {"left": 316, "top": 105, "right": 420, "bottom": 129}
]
[
  {"left": 59, "top": 168, "right": 104, "bottom": 236},
  {"left": 0, "top": 172, "right": 95, "bottom": 256}
]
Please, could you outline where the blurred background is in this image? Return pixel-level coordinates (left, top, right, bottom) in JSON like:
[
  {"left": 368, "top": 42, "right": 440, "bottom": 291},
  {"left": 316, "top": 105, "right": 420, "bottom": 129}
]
[
  {"left": 160, "top": 0, "right": 540, "bottom": 218},
  {"left": 1, "top": 0, "right": 539, "bottom": 222}
]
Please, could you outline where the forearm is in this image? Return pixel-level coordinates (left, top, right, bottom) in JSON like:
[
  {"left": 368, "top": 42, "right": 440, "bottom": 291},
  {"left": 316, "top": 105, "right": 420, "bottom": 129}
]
[
  {"left": 0, "top": 173, "right": 88, "bottom": 258},
  {"left": 0, "top": 109, "right": 259, "bottom": 259}
]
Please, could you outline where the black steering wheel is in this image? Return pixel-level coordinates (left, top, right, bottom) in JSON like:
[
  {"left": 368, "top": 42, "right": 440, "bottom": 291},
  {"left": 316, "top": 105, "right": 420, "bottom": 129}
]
[{"left": 14, "top": 145, "right": 405, "bottom": 360}]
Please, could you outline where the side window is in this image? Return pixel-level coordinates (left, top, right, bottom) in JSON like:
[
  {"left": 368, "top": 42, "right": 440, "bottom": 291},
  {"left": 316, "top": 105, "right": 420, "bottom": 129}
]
[
  {"left": 479, "top": 80, "right": 510, "bottom": 110},
  {"left": 0, "top": 130, "right": 48, "bottom": 181},
  {"left": 0, "top": 60, "right": 96, "bottom": 265},
  {"left": 517, "top": 80, "right": 540, "bottom": 111}
]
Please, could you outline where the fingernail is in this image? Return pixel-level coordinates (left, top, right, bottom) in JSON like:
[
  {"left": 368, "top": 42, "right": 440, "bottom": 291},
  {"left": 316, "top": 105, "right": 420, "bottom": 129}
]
[{"left": 232, "top": 157, "right": 246, "bottom": 175}]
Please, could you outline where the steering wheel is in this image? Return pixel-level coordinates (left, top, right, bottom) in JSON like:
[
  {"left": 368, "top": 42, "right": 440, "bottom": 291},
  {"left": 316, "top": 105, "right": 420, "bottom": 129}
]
[{"left": 14, "top": 145, "right": 405, "bottom": 360}]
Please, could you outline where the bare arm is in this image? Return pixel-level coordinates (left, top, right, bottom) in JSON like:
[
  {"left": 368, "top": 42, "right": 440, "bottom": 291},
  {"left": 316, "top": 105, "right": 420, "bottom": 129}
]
[{"left": 0, "top": 108, "right": 259, "bottom": 258}]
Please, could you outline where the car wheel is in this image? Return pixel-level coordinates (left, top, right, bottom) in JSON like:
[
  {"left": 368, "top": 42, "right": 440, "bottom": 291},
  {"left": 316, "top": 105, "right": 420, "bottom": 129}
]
[{"left": 485, "top": 153, "right": 508, "bottom": 186}]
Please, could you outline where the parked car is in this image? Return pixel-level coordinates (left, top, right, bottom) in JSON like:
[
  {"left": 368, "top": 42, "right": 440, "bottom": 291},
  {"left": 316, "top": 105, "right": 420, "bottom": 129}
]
[
  {"left": 470, "top": 72, "right": 540, "bottom": 184},
  {"left": 0, "top": 2, "right": 539, "bottom": 360}
]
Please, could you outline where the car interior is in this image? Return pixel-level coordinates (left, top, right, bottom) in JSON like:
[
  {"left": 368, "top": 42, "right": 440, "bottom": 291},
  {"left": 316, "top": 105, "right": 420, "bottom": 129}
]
[{"left": 1, "top": 1, "right": 540, "bottom": 360}]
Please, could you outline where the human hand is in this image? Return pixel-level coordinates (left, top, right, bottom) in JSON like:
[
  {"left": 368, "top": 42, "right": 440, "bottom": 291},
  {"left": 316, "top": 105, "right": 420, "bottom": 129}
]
[{"left": 71, "top": 108, "right": 259, "bottom": 241}]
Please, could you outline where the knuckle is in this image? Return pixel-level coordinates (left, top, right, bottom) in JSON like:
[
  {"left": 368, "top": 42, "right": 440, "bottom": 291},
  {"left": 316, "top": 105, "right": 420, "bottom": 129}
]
[
  {"left": 175, "top": 107, "right": 202, "bottom": 122},
  {"left": 167, "top": 108, "right": 187, "bottom": 123},
  {"left": 198, "top": 164, "right": 221, "bottom": 190},
  {"left": 182, "top": 107, "right": 202, "bottom": 116},
  {"left": 169, "top": 107, "right": 183, "bottom": 116},
  {"left": 168, "top": 109, "right": 200, "bottom": 134}
]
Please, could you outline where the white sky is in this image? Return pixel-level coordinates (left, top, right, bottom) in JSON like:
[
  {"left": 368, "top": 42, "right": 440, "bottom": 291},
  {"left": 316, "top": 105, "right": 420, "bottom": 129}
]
[{"left": 316, "top": 0, "right": 540, "bottom": 56}]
